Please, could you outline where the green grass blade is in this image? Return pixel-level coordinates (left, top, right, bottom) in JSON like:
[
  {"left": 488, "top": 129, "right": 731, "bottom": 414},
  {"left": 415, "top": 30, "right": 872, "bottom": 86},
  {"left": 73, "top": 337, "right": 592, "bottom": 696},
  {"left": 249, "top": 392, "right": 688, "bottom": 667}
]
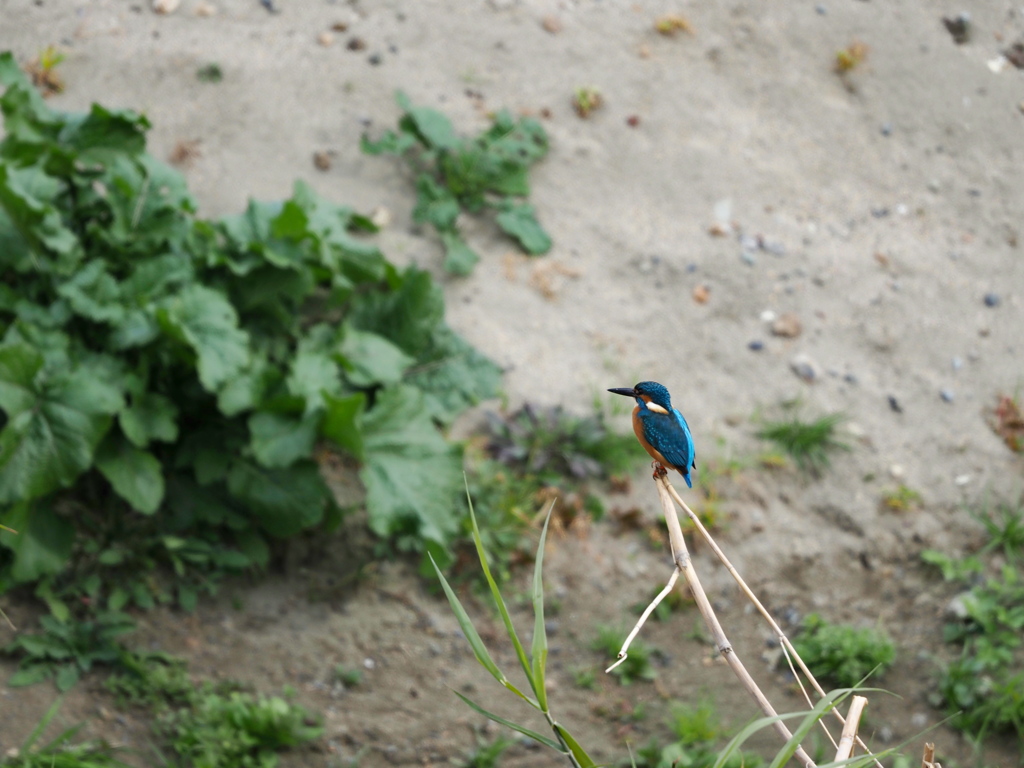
[
  {"left": 530, "top": 500, "right": 555, "bottom": 712},
  {"left": 553, "top": 723, "right": 597, "bottom": 768},
  {"left": 464, "top": 478, "right": 536, "bottom": 692},
  {"left": 429, "top": 553, "right": 504, "bottom": 684},
  {"left": 767, "top": 689, "right": 851, "bottom": 768},
  {"left": 20, "top": 695, "right": 64, "bottom": 751},
  {"left": 452, "top": 690, "right": 564, "bottom": 752}
]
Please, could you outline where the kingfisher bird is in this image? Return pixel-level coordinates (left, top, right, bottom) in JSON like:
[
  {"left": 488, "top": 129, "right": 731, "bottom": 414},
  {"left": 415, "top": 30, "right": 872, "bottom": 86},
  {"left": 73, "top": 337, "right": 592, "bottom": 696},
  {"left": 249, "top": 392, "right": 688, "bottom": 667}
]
[{"left": 609, "top": 381, "right": 696, "bottom": 488}]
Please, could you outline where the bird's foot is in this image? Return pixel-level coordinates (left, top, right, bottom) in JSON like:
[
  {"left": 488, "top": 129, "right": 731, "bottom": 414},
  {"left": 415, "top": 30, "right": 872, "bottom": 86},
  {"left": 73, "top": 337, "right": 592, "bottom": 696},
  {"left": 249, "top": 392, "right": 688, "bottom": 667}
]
[{"left": 651, "top": 462, "right": 668, "bottom": 479}]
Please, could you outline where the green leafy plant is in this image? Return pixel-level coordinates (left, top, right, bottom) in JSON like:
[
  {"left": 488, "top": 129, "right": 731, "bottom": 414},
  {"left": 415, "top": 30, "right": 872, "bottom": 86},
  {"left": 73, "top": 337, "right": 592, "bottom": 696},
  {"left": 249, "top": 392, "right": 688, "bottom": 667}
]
[
  {"left": 0, "top": 698, "right": 132, "bottom": 768},
  {"left": 0, "top": 53, "right": 500, "bottom": 610},
  {"left": 974, "top": 500, "right": 1024, "bottom": 561},
  {"left": 196, "top": 63, "right": 223, "bottom": 83},
  {"left": 755, "top": 409, "right": 849, "bottom": 475},
  {"left": 790, "top": 613, "right": 895, "bottom": 688},
  {"left": 333, "top": 664, "right": 363, "bottom": 688},
  {"left": 629, "top": 698, "right": 764, "bottom": 768},
  {"left": 920, "top": 549, "right": 985, "bottom": 582},
  {"left": 936, "top": 562, "right": 1024, "bottom": 742},
  {"left": 105, "top": 649, "right": 193, "bottom": 709},
  {"left": 591, "top": 625, "right": 657, "bottom": 686},
  {"left": 880, "top": 484, "right": 922, "bottom": 512},
  {"left": 431, "top": 494, "right": 597, "bottom": 767},
  {"left": 162, "top": 688, "right": 322, "bottom": 768},
  {"left": 362, "top": 91, "right": 551, "bottom": 275},
  {"left": 457, "top": 730, "right": 513, "bottom": 768},
  {"left": 3, "top": 611, "right": 135, "bottom": 691}
]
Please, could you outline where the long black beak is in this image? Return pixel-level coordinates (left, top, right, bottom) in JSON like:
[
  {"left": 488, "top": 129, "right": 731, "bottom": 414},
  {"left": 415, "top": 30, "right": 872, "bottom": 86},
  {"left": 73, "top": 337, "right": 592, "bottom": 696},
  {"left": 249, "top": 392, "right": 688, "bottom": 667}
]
[{"left": 608, "top": 387, "right": 637, "bottom": 398}]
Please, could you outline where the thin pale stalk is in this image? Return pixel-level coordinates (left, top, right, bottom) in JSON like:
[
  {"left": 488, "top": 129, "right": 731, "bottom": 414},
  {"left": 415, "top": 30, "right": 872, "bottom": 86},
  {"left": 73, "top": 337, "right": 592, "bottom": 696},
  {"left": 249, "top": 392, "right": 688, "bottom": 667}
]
[
  {"left": 654, "top": 475, "right": 816, "bottom": 768},
  {"left": 835, "top": 695, "right": 868, "bottom": 761},
  {"left": 665, "top": 481, "right": 882, "bottom": 767}
]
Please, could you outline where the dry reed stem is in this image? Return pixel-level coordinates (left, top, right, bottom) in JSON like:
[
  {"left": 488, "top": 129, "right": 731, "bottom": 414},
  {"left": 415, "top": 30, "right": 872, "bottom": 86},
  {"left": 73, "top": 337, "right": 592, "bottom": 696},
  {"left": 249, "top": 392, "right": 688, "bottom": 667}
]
[
  {"left": 921, "top": 742, "right": 942, "bottom": 768},
  {"left": 654, "top": 474, "right": 816, "bottom": 768},
  {"left": 835, "top": 695, "right": 868, "bottom": 760},
  {"left": 664, "top": 482, "right": 882, "bottom": 767}
]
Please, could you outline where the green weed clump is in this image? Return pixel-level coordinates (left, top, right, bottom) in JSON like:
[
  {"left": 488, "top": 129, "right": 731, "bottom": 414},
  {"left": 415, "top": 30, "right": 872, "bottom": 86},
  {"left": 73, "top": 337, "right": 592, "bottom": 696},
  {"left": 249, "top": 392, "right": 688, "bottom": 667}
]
[
  {"left": 755, "top": 409, "right": 849, "bottom": 475},
  {"left": 363, "top": 91, "right": 551, "bottom": 275},
  {"left": 925, "top": 505, "right": 1024, "bottom": 744},
  {"left": 790, "top": 613, "right": 895, "bottom": 688},
  {"left": 592, "top": 625, "right": 657, "bottom": 686},
  {"left": 0, "top": 52, "right": 499, "bottom": 617},
  {"left": 630, "top": 698, "right": 763, "bottom": 768},
  {"left": 0, "top": 699, "right": 131, "bottom": 768}
]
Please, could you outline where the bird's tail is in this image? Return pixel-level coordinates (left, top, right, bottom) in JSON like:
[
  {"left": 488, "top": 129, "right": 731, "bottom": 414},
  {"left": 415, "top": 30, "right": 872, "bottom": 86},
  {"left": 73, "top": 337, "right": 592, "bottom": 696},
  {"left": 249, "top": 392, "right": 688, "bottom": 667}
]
[{"left": 681, "top": 469, "right": 693, "bottom": 488}]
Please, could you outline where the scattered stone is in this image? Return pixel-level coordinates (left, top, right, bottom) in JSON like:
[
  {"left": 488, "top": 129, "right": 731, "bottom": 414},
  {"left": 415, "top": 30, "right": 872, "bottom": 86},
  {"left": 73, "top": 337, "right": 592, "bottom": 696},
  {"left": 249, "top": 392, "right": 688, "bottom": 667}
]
[
  {"left": 983, "top": 292, "right": 1000, "bottom": 307},
  {"left": 1004, "top": 41, "right": 1024, "bottom": 69},
  {"left": 888, "top": 395, "right": 902, "bottom": 413},
  {"left": 789, "top": 353, "right": 819, "bottom": 383},
  {"left": 332, "top": 21, "right": 349, "bottom": 32},
  {"left": 370, "top": 206, "right": 392, "bottom": 228},
  {"left": 880, "top": 122, "right": 892, "bottom": 136},
  {"left": 362, "top": 657, "right": 376, "bottom": 670},
  {"left": 318, "top": 31, "right": 335, "bottom": 47},
  {"left": 945, "top": 592, "right": 971, "bottom": 620},
  {"left": 954, "top": 474, "right": 971, "bottom": 486},
  {"left": 626, "top": 115, "right": 640, "bottom": 127},
  {"left": 942, "top": 13, "right": 970, "bottom": 44},
  {"left": 312, "top": 151, "right": 334, "bottom": 171},
  {"left": 759, "top": 309, "right": 777, "bottom": 323},
  {"left": 541, "top": 15, "right": 562, "bottom": 33},
  {"left": 692, "top": 284, "right": 710, "bottom": 304},
  {"left": 347, "top": 37, "right": 367, "bottom": 51},
  {"left": 748, "top": 340, "right": 764, "bottom": 351},
  {"left": 259, "top": 0, "right": 278, "bottom": 12},
  {"left": 951, "top": 357, "right": 963, "bottom": 370},
  {"left": 771, "top": 312, "right": 802, "bottom": 338},
  {"left": 940, "top": 388, "right": 955, "bottom": 403},
  {"left": 815, "top": 4, "right": 826, "bottom": 15},
  {"left": 152, "top": 0, "right": 180, "bottom": 13},
  {"left": 844, "top": 373, "right": 858, "bottom": 384},
  {"left": 740, "top": 250, "right": 756, "bottom": 266},
  {"left": 368, "top": 53, "right": 382, "bottom": 66},
  {"left": 195, "top": 0, "right": 216, "bottom": 16},
  {"left": 889, "top": 464, "right": 905, "bottom": 480}
]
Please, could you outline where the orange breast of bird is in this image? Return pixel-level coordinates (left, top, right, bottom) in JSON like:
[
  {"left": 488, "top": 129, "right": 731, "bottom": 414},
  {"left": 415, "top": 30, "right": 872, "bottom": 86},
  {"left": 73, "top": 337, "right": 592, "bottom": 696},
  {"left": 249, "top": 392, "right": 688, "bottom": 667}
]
[{"left": 631, "top": 405, "right": 671, "bottom": 466}]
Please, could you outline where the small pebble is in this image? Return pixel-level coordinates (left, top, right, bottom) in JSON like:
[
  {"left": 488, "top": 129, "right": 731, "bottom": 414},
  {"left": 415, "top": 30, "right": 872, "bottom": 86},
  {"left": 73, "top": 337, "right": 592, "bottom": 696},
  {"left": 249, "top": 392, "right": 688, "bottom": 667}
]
[
  {"left": 318, "top": 31, "right": 335, "bottom": 47},
  {"left": 541, "top": 15, "right": 562, "bottom": 33},
  {"left": 890, "top": 464, "right": 905, "bottom": 479},
  {"left": 771, "top": 312, "right": 802, "bottom": 338},
  {"left": 844, "top": 373, "right": 858, "bottom": 384},
  {"left": 887, "top": 395, "right": 902, "bottom": 413},
  {"left": 626, "top": 115, "right": 640, "bottom": 127},
  {"left": 815, "top": 4, "right": 826, "bottom": 14},
  {"left": 760, "top": 309, "right": 777, "bottom": 323},
  {"left": 748, "top": 340, "right": 764, "bottom": 351},
  {"left": 740, "top": 250, "right": 757, "bottom": 266},
  {"left": 954, "top": 474, "right": 971, "bottom": 486},
  {"left": 152, "top": 0, "right": 180, "bottom": 12},
  {"left": 983, "top": 292, "right": 1000, "bottom": 307},
  {"left": 789, "top": 353, "right": 819, "bottom": 383},
  {"left": 880, "top": 123, "right": 892, "bottom": 136},
  {"left": 368, "top": 53, "right": 382, "bottom": 66},
  {"left": 940, "top": 388, "right": 955, "bottom": 403},
  {"left": 911, "top": 713, "right": 928, "bottom": 729},
  {"left": 685, "top": 263, "right": 697, "bottom": 273},
  {"left": 951, "top": 357, "right": 963, "bottom": 370},
  {"left": 362, "top": 657, "right": 376, "bottom": 670},
  {"left": 347, "top": 37, "right": 367, "bottom": 51}
]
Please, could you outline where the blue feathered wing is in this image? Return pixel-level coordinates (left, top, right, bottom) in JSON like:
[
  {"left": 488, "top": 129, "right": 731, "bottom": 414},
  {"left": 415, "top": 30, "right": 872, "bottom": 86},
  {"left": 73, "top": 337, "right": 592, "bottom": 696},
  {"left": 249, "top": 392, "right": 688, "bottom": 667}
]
[{"left": 638, "top": 408, "right": 696, "bottom": 487}]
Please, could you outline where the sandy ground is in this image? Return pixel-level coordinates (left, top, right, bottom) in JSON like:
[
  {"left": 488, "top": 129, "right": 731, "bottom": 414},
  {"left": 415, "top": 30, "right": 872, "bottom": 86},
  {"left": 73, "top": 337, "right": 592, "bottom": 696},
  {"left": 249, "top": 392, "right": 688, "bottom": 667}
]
[{"left": 1, "top": 0, "right": 1023, "bottom": 766}]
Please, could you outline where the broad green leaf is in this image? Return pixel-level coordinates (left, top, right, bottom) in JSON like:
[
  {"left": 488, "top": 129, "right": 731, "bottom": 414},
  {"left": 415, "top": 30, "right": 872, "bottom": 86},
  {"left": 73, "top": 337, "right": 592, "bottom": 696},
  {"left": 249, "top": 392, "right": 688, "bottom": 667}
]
[
  {"left": 248, "top": 411, "right": 320, "bottom": 468},
  {"left": 359, "top": 129, "right": 417, "bottom": 156},
  {"left": 412, "top": 175, "right": 460, "bottom": 230},
  {"left": 217, "top": 356, "right": 276, "bottom": 417},
  {"left": 349, "top": 266, "right": 445, "bottom": 357},
  {"left": 406, "top": 328, "right": 501, "bottom": 424},
  {"left": 360, "top": 385, "right": 461, "bottom": 546},
  {"left": 0, "top": 343, "right": 44, "bottom": 415},
  {"left": 338, "top": 324, "right": 414, "bottom": 387},
  {"left": 430, "top": 554, "right": 504, "bottom": 682},
  {"left": 120, "top": 392, "right": 179, "bottom": 447},
  {"left": 0, "top": 166, "right": 83, "bottom": 272},
  {"left": 496, "top": 202, "right": 552, "bottom": 254},
  {"left": 553, "top": 724, "right": 596, "bottom": 768},
  {"left": 55, "top": 665, "right": 80, "bottom": 692},
  {"left": 226, "top": 460, "right": 329, "bottom": 538},
  {"left": 8, "top": 665, "right": 52, "bottom": 688},
  {"left": 94, "top": 432, "right": 165, "bottom": 514},
  {"left": 122, "top": 252, "right": 194, "bottom": 300},
  {"left": 286, "top": 326, "right": 342, "bottom": 413},
  {"left": 321, "top": 391, "right": 366, "bottom": 461},
  {"left": 396, "top": 91, "right": 459, "bottom": 150},
  {"left": 158, "top": 285, "right": 251, "bottom": 392},
  {"left": 451, "top": 691, "right": 564, "bottom": 752},
  {"left": 0, "top": 501, "right": 74, "bottom": 583},
  {"left": 0, "top": 354, "right": 119, "bottom": 504},
  {"left": 440, "top": 230, "right": 479, "bottom": 276},
  {"left": 56, "top": 260, "right": 124, "bottom": 324}
]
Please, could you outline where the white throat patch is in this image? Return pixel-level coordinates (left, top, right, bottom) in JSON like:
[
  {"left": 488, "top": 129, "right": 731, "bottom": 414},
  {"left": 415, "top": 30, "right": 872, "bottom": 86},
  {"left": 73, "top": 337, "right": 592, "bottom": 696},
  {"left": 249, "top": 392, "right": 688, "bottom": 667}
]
[{"left": 645, "top": 402, "right": 670, "bottom": 415}]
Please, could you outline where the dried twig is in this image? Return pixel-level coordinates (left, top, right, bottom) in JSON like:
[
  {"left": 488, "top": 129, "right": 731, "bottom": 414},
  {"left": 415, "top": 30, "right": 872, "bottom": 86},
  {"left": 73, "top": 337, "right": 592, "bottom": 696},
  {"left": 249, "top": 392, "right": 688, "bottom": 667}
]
[
  {"left": 664, "top": 482, "right": 882, "bottom": 767},
  {"left": 835, "top": 695, "right": 868, "bottom": 760},
  {"left": 922, "top": 742, "right": 943, "bottom": 768}
]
